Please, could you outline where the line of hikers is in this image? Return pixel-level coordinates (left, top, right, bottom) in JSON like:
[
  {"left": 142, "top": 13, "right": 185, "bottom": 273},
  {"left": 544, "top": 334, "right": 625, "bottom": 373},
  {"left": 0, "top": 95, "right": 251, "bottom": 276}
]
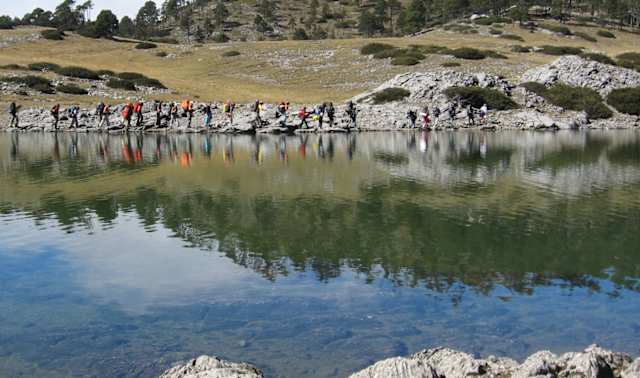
[{"left": 407, "top": 102, "right": 489, "bottom": 129}]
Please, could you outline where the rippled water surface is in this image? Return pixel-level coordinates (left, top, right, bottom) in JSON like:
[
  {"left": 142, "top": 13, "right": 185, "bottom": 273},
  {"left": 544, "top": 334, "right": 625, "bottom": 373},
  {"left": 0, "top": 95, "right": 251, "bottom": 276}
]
[{"left": 1, "top": 130, "right": 639, "bottom": 377}]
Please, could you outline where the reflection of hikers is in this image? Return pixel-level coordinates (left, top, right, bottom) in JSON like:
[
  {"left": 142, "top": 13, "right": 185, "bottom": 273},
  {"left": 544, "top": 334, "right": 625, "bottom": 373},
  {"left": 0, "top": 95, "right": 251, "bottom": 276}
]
[
  {"left": 298, "top": 107, "right": 310, "bottom": 128},
  {"left": 122, "top": 102, "right": 133, "bottom": 129},
  {"left": 69, "top": 106, "right": 79, "bottom": 128},
  {"left": 480, "top": 104, "right": 488, "bottom": 124},
  {"left": 433, "top": 106, "right": 441, "bottom": 128},
  {"left": 407, "top": 110, "right": 417, "bottom": 128},
  {"left": 134, "top": 101, "right": 144, "bottom": 127},
  {"left": 327, "top": 102, "right": 335, "bottom": 127},
  {"left": 467, "top": 104, "right": 475, "bottom": 125},
  {"left": 223, "top": 100, "right": 235, "bottom": 125},
  {"left": 421, "top": 106, "right": 430, "bottom": 129},
  {"left": 169, "top": 103, "right": 179, "bottom": 127},
  {"left": 8, "top": 102, "right": 19, "bottom": 128},
  {"left": 203, "top": 103, "right": 212, "bottom": 128},
  {"left": 99, "top": 104, "right": 111, "bottom": 128},
  {"left": 96, "top": 102, "right": 105, "bottom": 125},
  {"left": 51, "top": 104, "right": 60, "bottom": 130},
  {"left": 346, "top": 101, "right": 357, "bottom": 127},
  {"left": 154, "top": 101, "right": 163, "bottom": 127}
]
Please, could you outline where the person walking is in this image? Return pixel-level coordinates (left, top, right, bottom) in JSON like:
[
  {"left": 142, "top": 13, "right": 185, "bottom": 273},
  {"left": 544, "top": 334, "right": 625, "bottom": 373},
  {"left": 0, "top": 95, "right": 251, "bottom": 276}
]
[
  {"left": 8, "top": 102, "right": 19, "bottom": 128},
  {"left": 69, "top": 106, "right": 79, "bottom": 129},
  {"left": 327, "top": 102, "right": 335, "bottom": 128},
  {"left": 407, "top": 109, "right": 417, "bottom": 128},
  {"left": 169, "top": 103, "right": 179, "bottom": 128},
  {"left": 96, "top": 102, "right": 105, "bottom": 126},
  {"left": 467, "top": 104, "right": 475, "bottom": 126},
  {"left": 122, "top": 102, "right": 133, "bottom": 130},
  {"left": 433, "top": 106, "right": 441, "bottom": 128},
  {"left": 203, "top": 103, "right": 213, "bottom": 128},
  {"left": 316, "top": 103, "right": 326, "bottom": 129},
  {"left": 223, "top": 100, "right": 235, "bottom": 126},
  {"left": 134, "top": 101, "right": 144, "bottom": 127},
  {"left": 99, "top": 104, "right": 112, "bottom": 129},
  {"left": 154, "top": 100, "right": 163, "bottom": 127},
  {"left": 187, "top": 101, "right": 195, "bottom": 128},
  {"left": 420, "top": 106, "right": 430, "bottom": 130},
  {"left": 346, "top": 101, "right": 357, "bottom": 127},
  {"left": 298, "top": 106, "right": 310, "bottom": 129},
  {"left": 51, "top": 104, "right": 60, "bottom": 130},
  {"left": 480, "top": 104, "right": 488, "bottom": 124}
]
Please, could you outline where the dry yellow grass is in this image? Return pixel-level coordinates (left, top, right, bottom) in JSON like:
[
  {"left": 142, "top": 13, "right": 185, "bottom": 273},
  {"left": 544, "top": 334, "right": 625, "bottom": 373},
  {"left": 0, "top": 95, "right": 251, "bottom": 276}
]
[{"left": 0, "top": 22, "right": 638, "bottom": 108}]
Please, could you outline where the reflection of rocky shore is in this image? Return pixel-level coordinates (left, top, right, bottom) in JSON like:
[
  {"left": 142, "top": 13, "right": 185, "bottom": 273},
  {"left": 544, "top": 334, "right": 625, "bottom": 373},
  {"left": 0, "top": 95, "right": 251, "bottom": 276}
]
[{"left": 163, "top": 345, "right": 640, "bottom": 378}]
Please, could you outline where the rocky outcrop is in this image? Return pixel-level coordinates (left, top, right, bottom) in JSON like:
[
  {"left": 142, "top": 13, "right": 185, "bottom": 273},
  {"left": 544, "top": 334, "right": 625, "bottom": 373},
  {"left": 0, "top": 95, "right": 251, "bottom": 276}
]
[
  {"left": 521, "top": 55, "right": 640, "bottom": 96},
  {"left": 160, "top": 356, "right": 264, "bottom": 378},
  {"left": 348, "top": 345, "right": 634, "bottom": 378}
]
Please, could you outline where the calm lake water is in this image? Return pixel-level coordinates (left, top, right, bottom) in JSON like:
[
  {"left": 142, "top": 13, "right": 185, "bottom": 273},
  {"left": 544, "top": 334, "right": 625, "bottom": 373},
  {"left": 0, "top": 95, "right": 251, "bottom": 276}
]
[{"left": 1, "top": 130, "right": 639, "bottom": 377}]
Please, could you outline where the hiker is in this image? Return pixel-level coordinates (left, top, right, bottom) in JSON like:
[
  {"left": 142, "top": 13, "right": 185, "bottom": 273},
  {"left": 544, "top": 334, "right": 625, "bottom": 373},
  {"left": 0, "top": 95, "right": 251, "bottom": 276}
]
[
  {"left": 327, "top": 102, "right": 335, "bottom": 127},
  {"left": 181, "top": 100, "right": 190, "bottom": 116},
  {"left": 154, "top": 101, "right": 163, "bottom": 127},
  {"left": 223, "top": 100, "right": 235, "bottom": 125},
  {"left": 480, "top": 104, "right": 488, "bottom": 124},
  {"left": 252, "top": 100, "right": 262, "bottom": 128},
  {"left": 96, "top": 102, "right": 105, "bottom": 125},
  {"left": 134, "top": 101, "right": 144, "bottom": 127},
  {"left": 298, "top": 106, "right": 310, "bottom": 128},
  {"left": 187, "top": 101, "right": 195, "bottom": 128},
  {"left": 69, "top": 106, "right": 79, "bottom": 129},
  {"left": 276, "top": 102, "right": 288, "bottom": 127},
  {"left": 448, "top": 102, "right": 457, "bottom": 122},
  {"left": 8, "top": 102, "right": 19, "bottom": 128},
  {"left": 407, "top": 110, "right": 417, "bottom": 128},
  {"left": 346, "top": 101, "right": 357, "bottom": 127},
  {"left": 99, "top": 104, "right": 112, "bottom": 129},
  {"left": 467, "top": 104, "right": 475, "bottom": 126},
  {"left": 315, "top": 104, "right": 326, "bottom": 129},
  {"left": 203, "top": 103, "right": 213, "bottom": 128},
  {"left": 169, "top": 103, "right": 179, "bottom": 127},
  {"left": 51, "top": 104, "right": 60, "bottom": 130},
  {"left": 433, "top": 106, "right": 441, "bottom": 128},
  {"left": 420, "top": 106, "right": 430, "bottom": 129},
  {"left": 122, "top": 102, "right": 133, "bottom": 129}
]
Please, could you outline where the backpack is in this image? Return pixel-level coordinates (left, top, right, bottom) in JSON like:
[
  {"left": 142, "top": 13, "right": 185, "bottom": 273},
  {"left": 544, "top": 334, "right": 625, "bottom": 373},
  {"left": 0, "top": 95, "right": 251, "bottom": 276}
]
[
  {"left": 181, "top": 100, "right": 189, "bottom": 111},
  {"left": 122, "top": 106, "right": 130, "bottom": 118},
  {"left": 9, "top": 103, "right": 16, "bottom": 114},
  {"left": 298, "top": 109, "right": 306, "bottom": 119},
  {"left": 96, "top": 103, "right": 104, "bottom": 113},
  {"left": 104, "top": 105, "right": 110, "bottom": 113},
  {"left": 223, "top": 103, "right": 229, "bottom": 113},
  {"left": 51, "top": 105, "right": 59, "bottom": 114}
]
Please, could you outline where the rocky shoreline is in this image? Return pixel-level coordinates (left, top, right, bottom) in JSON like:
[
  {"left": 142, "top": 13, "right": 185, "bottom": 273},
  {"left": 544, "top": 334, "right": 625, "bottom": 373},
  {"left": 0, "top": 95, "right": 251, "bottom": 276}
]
[
  {"left": 2, "top": 56, "right": 640, "bottom": 134},
  {"left": 161, "top": 345, "right": 640, "bottom": 378}
]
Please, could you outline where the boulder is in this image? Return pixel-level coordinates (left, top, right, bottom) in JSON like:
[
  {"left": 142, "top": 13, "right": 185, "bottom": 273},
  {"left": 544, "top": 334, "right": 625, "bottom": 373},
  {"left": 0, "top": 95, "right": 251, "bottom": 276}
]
[
  {"left": 413, "top": 347, "right": 488, "bottom": 377},
  {"left": 160, "top": 356, "right": 264, "bottom": 378},
  {"left": 348, "top": 357, "right": 438, "bottom": 378},
  {"left": 622, "top": 358, "right": 640, "bottom": 378}
]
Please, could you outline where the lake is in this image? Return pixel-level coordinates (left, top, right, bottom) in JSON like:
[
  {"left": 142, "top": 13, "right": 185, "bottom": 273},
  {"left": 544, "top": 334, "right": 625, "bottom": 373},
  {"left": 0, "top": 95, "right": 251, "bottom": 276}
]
[{"left": 1, "top": 130, "right": 639, "bottom": 377}]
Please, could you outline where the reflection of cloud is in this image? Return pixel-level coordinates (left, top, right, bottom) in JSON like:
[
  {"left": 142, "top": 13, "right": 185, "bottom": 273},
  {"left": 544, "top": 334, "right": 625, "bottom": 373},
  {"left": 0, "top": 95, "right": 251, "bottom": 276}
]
[{"left": 0, "top": 212, "right": 379, "bottom": 313}]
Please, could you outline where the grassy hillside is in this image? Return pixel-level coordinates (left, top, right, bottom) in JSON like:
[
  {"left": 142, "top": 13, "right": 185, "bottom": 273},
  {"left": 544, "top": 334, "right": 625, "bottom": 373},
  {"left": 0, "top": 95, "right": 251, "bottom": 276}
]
[{"left": 0, "top": 20, "right": 638, "bottom": 109}]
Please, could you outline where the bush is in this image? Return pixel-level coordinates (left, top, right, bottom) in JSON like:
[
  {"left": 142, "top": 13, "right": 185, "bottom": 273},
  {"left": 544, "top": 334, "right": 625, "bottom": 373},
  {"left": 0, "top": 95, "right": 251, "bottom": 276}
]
[
  {"left": 222, "top": 50, "right": 241, "bottom": 57},
  {"left": 335, "top": 19, "right": 356, "bottom": 29},
  {"left": 607, "top": 88, "right": 640, "bottom": 115},
  {"left": 391, "top": 56, "right": 420, "bottom": 66},
  {"left": 539, "top": 23, "right": 573, "bottom": 36},
  {"left": 213, "top": 33, "right": 229, "bottom": 43},
  {"left": 360, "top": 43, "right": 395, "bottom": 55},
  {"left": 40, "top": 29, "right": 64, "bottom": 40},
  {"left": 117, "top": 72, "right": 166, "bottom": 89},
  {"left": 55, "top": 66, "right": 102, "bottom": 80},
  {"left": 538, "top": 45, "right": 584, "bottom": 56},
  {"left": 512, "top": 45, "right": 532, "bottom": 53},
  {"left": 580, "top": 53, "right": 616, "bottom": 66},
  {"left": 617, "top": 53, "right": 640, "bottom": 72},
  {"left": 291, "top": 28, "right": 308, "bottom": 40},
  {"left": 444, "top": 87, "right": 518, "bottom": 110},
  {"left": 441, "top": 62, "right": 461, "bottom": 67},
  {"left": 106, "top": 78, "right": 137, "bottom": 91},
  {"left": 1, "top": 75, "right": 53, "bottom": 93},
  {"left": 524, "top": 83, "right": 612, "bottom": 119},
  {"left": 450, "top": 48, "right": 485, "bottom": 60},
  {"left": 500, "top": 34, "right": 524, "bottom": 42},
  {"left": 135, "top": 42, "right": 157, "bottom": 49},
  {"left": 373, "top": 48, "right": 402, "bottom": 59},
  {"left": 0, "top": 15, "right": 15, "bottom": 29},
  {"left": 149, "top": 37, "right": 179, "bottom": 44},
  {"left": 371, "top": 87, "right": 411, "bottom": 104},
  {"left": 416, "top": 45, "right": 450, "bottom": 54},
  {"left": 155, "top": 51, "right": 168, "bottom": 57},
  {"left": 443, "top": 24, "right": 478, "bottom": 34},
  {"left": 483, "top": 50, "right": 508, "bottom": 59},
  {"left": 96, "top": 69, "right": 115, "bottom": 77},
  {"left": 28, "top": 62, "right": 60, "bottom": 72},
  {"left": 489, "top": 28, "right": 503, "bottom": 35},
  {"left": 56, "top": 84, "right": 88, "bottom": 95},
  {"left": 597, "top": 30, "right": 616, "bottom": 39},
  {"left": 575, "top": 32, "right": 597, "bottom": 42}
]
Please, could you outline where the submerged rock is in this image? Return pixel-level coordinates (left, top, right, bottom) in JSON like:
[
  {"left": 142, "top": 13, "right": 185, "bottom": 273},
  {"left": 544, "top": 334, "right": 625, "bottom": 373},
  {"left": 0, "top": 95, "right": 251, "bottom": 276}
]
[{"left": 160, "top": 356, "right": 264, "bottom": 378}]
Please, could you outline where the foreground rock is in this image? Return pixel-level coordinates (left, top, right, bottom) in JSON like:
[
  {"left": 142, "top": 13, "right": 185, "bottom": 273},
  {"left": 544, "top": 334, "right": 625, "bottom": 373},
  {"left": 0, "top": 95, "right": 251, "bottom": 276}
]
[
  {"left": 163, "top": 346, "right": 639, "bottom": 378},
  {"left": 160, "top": 356, "right": 264, "bottom": 378}
]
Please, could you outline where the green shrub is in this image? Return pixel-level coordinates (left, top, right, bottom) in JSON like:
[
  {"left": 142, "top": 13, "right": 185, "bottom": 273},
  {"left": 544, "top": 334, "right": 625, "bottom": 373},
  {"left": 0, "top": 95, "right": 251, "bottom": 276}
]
[
  {"left": 489, "top": 28, "right": 503, "bottom": 35},
  {"left": 56, "top": 84, "right": 88, "bottom": 95},
  {"left": 597, "top": 30, "right": 616, "bottom": 39},
  {"left": 135, "top": 42, "right": 157, "bottom": 49},
  {"left": 1, "top": 75, "right": 53, "bottom": 93},
  {"left": 441, "top": 62, "right": 461, "bottom": 67},
  {"left": 213, "top": 33, "right": 230, "bottom": 43},
  {"left": 580, "top": 53, "right": 616, "bottom": 66},
  {"left": 525, "top": 83, "right": 612, "bottom": 119},
  {"left": 117, "top": 72, "right": 166, "bottom": 89},
  {"left": 391, "top": 56, "right": 420, "bottom": 66},
  {"left": 414, "top": 45, "right": 451, "bottom": 55},
  {"left": 40, "top": 29, "right": 64, "bottom": 40},
  {"left": 450, "top": 48, "right": 485, "bottom": 60},
  {"left": 106, "top": 78, "right": 137, "bottom": 91},
  {"left": 149, "top": 37, "right": 179, "bottom": 44},
  {"left": 155, "top": 51, "right": 168, "bottom": 57},
  {"left": 0, "top": 16, "right": 15, "bottom": 29},
  {"left": 1, "top": 64, "right": 26, "bottom": 70},
  {"left": 360, "top": 43, "right": 395, "bottom": 55},
  {"left": 512, "top": 45, "right": 532, "bottom": 53},
  {"left": 444, "top": 87, "right": 518, "bottom": 110},
  {"left": 617, "top": 52, "right": 640, "bottom": 72},
  {"left": 539, "top": 24, "right": 573, "bottom": 36},
  {"left": 31, "top": 83, "right": 55, "bottom": 94},
  {"left": 371, "top": 87, "right": 411, "bottom": 104},
  {"left": 500, "top": 34, "right": 524, "bottom": 41},
  {"left": 538, "top": 45, "right": 584, "bottom": 56},
  {"left": 28, "top": 62, "right": 60, "bottom": 72},
  {"left": 222, "top": 50, "right": 241, "bottom": 57},
  {"left": 607, "top": 88, "right": 640, "bottom": 115},
  {"left": 55, "top": 66, "right": 102, "bottom": 80},
  {"left": 575, "top": 32, "right": 597, "bottom": 42},
  {"left": 96, "top": 69, "right": 115, "bottom": 77}
]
